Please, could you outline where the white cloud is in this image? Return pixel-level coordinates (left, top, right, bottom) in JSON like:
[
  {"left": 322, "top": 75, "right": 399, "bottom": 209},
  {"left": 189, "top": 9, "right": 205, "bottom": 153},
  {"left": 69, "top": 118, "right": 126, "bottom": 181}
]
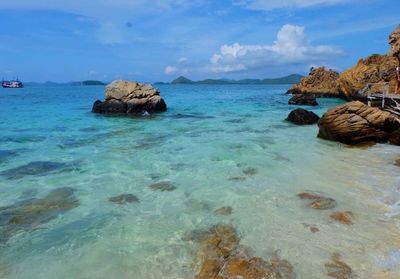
[
  {"left": 210, "top": 24, "right": 342, "bottom": 73},
  {"left": 178, "top": 57, "right": 188, "bottom": 63},
  {"left": 237, "top": 0, "right": 351, "bottom": 10},
  {"left": 164, "top": 66, "right": 178, "bottom": 74}
]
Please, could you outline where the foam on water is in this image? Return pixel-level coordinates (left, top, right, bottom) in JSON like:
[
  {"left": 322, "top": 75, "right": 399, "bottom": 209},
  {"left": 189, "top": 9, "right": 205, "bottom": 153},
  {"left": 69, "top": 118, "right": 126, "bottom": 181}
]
[{"left": 0, "top": 84, "right": 399, "bottom": 278}]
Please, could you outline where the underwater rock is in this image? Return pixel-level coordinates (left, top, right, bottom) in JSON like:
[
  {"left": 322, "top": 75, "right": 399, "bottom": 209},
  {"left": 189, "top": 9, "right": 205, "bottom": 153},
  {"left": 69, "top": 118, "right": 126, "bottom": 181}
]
[
  {"left": 242, "top": 167, "right": 258, "bottom": 176},
  {"left": 148, "top": 181, "right": 177, "bottom": 192},
  {"left": 108, "top": 194, "right": 139, "bottom": 204},
  {"left": 214, "top": 206, "right": 233, "bottom": 216},
  {"left": 288, "top": 94, "right": 318, "bottom": 106},
  {"left": 330, "top": 211, "right": 353, "bottom": 225},
  {"left": 0, "top": 187, "right": 79, "bottom": 242},
  {"left": 228, "top": 176, "right": 246, "bottom": 181},
  {"left": 92, "top": 80, "right": 167, "bottom": 114},
  {"left": 0, "top": 161, "right": 77, "bottom": 179},
  {"left": 308, "top": 198, "right": 337, "bottom": 210},
  {"left": 325, "top": 253, "right": 353, "bottom": 279},
  {"left": 190, "top": 224, "right": 295, "bottom": 279},
  {"left": 297, "top": 192, "right": 323, "bottom": 200},
  {"left": 0, "top": 150, "right": 19, "bottom": 164},
  {"left": 310, "top": 227, "right": 320, "bottom": 233},
  {"left": 287, "top": 108, "right": 320, "bottom": 125}
]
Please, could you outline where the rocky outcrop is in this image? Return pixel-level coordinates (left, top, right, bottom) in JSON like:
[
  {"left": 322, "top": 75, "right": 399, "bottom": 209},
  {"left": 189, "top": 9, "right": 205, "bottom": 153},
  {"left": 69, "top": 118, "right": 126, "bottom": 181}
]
[
  {"left": 288, "top": 26, "right": 400, "bottom": 100},
  {"left": 318, "top": 101, "right": 400, "bottom": 144},
  {"left": 287, "top": 109, "right": 320, "bottom": 125},
  {"left": 92, "top": 80, "right": 167, "bottom": 114},
  {"left": 389, "top": 25, "right": 400, "bottom": 59},
  {"left": 287, "top": 67, "right": 342, "bottom": 98},
  {"left": 288, "top": 94, "right": 318, "bottom": 106}
]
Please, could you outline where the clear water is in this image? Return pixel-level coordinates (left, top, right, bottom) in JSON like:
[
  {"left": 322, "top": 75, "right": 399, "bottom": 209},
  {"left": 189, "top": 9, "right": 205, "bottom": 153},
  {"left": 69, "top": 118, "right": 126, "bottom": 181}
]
[{"left": 0, "top": 84, "right": 399, "bottom": 278}]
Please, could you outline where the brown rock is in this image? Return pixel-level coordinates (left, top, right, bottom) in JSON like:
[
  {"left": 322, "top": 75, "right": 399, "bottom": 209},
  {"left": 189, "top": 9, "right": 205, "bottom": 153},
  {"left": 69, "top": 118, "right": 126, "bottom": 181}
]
[
  {"left": 297, "top": 192, "right": 323, "bottom": 200},
  {"left": 310, "top": 227, "right": 320, "bottom": 233},
  {"left": 330, "top": 211, "right": 353, "bottom": 225},
  {"left": 288, "top": 94, "right": 318, "bottom": 106},
  {"left": 92, "top": 80, "right": 167, "bottom": 114},
  {"left": 214, "top": 206, "right": 233, "bottom": 216},
  {"left": 287, "top": 67, "right": 342, "bottom": 98},
  {"left": 318, "top": 101, "right": 400, "bottom": 144},
  {"left": 308, "top": 198, "right": 337, "bottom": 210},
  {"left": 389, "top": 25, "right": 400, "bottom": 59},
  {"left": 325, "top": 253, "right": 353, "bottom": 279}
]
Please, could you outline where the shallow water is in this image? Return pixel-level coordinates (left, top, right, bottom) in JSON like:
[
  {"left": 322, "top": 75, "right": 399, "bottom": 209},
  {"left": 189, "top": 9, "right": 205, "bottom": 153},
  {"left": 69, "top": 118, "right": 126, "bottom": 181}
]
[{"left": 0, "top": 84, "right": 399, "bottom": 278}]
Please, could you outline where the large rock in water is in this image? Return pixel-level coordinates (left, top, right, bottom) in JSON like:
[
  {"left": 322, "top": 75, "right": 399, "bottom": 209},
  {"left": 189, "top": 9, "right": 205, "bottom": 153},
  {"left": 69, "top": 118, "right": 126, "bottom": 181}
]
[
  {"left": 287, "top": 109, "right": 320, "bottom": 125},
  {"left": 318, "top": 101, "right": 400, "bottom": 144},
  {"left": 288, "top": 94, "right": 318, "bottom": 106},
  {"left": 92, "top": 80, "right": 167, "bottom": 114}
]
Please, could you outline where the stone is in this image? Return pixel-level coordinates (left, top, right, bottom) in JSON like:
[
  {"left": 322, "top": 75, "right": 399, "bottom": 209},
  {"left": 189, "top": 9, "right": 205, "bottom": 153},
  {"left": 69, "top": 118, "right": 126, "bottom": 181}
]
[
  {"left": 389, "top": 129, "right": 400, "bottom": 145},
  {"left": 297, "top": 192, "right": 323, "bottom": 200},
  {"left": 92, "top": 80, "right": 167, "bottom": 115},
  {"left": 148, "top": 181, "right": 176, "bottom": 192},
  {"left": 0, "top": 187, "right": 79, "bottom": 242},
  {"left": 389, "top": 25, "right": 400, "bottom": 59},
  {"left": 287, "top": 109, "right": 320, "bottom": 125},
  {"left": 108, "top": 194, "right": 139, "bottom": 204},
  {"left": 191, "top": 224, "right": 295, "bottom": 279},
  {"left": 243, "top": 167, "right": 257, "bottom": 176},
  {"left": 325, "top": 253, "right": 353, "bottom": 279},
  {"left": 288, "top": 94, "right": 318, "bottom": 106},
  {"left": 287, "top": 67, "right": 342, "bottom": 98},
  {"left": 310, "top": 227, "right": 319, "bottom": 233},
  {"left": 318, "top": 101, "right": 400, "bottom": 144},
  {"left": 0, "top": 161, "right": 77, "bottom": 180},
  {"left": 330, "top": 211, "right": 353, "bottom": 225},
  {"left": 214, "top": 206, "right": 233, "bottom": 216},
  {"left": 308, "top": 198, "right": 337, "bottom": 210}
]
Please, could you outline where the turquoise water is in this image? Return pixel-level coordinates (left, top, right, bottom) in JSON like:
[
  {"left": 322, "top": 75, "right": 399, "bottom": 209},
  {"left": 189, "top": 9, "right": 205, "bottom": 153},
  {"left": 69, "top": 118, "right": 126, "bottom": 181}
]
[{"left": 0, "top": 84, "right": 400, "bottom": 278}]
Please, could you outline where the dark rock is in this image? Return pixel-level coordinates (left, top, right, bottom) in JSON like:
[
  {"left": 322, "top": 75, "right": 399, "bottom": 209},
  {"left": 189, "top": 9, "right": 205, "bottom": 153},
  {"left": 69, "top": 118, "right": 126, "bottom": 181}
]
[
  {"left": 297, "top": 192, "right": 323, "bottom": 200},
  {"left": 0, "top": 161, "right": 77, "bottom": 180},
  {"left": 318, "top": 101, "right": 400, "bottom": 145},
  {"left": 287, "top": 109, "right": 320, "bottom": 125},
  {"left": 214, "top": 206, "right": 233, "bottom": 216},
  {"left": 325, "top": 253, "right": 353, "bottom": 279},
  {"left": 109, "top": 194, "right": 139, "bottom": 204},
  {"left": 92, "top": 80, "right": 167, "bottom": 115},
  {"left": 243, "top": 167, "right": 257, "bottom": 176},
  {"left": 389, "top": 129, "right": 400, "bottom": 145},
  {"left": 288, "top": 94, "right": 318, "bottom": 106},
  {"left": 148, "top": 181, "right": 176, "bottom": 192},
  {"left": 0, "top": 187, "right": 79, "bottom": 242}
]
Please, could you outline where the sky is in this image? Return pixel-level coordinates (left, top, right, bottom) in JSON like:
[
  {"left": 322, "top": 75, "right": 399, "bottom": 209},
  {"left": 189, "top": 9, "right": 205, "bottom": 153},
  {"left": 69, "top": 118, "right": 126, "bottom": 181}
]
[{"left": 0, "top": 0, "right": 398, "bottom": 82}]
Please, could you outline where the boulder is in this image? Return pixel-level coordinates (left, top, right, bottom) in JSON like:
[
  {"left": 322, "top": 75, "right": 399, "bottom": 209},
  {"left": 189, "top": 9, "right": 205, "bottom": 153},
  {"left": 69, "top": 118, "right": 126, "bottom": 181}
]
[
  {"left": 318, "top": 101, "right": 400, "bottom": 144},
  {"left": 92, "top": 80, "right": 167, "bottom": 114},
  {"left": 287, "top": 109, "right": 320, "bottom": 125},
  {"left": 288, "top": 94, "right": 318, "bottom": 106},
  {"left": 389, "top": 25, "right": 400, "bottom": 59},
  {"left": 287, "top": 67, "right": 342, "bottom": 98}
]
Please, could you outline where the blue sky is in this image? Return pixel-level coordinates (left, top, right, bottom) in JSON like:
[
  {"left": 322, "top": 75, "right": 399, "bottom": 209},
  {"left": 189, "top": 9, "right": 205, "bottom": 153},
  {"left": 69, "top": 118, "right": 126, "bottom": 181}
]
[{"left": 0, "top": 0, "right": 398, "bottom": 82}]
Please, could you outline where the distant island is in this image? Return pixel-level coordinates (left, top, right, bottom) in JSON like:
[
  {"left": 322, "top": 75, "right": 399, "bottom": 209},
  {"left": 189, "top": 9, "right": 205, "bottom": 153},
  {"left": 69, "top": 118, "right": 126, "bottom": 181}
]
[
  {"left": 25, "top": 80, "right": 106, "bottom": 86},
  {"left": 155, "top": 74, "right": 304, "bottom": 85}
]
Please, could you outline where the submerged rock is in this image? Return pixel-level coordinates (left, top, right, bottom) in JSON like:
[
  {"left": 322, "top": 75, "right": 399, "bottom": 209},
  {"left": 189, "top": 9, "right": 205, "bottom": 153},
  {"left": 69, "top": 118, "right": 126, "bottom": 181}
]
[
  {"left": 228, "top": 176, "right": 246, "bottom": 181},
  {"left": 214, "top": 206, "right": 233, "bottom": 216},
  {"left": 325, "top": 253, "right": 353, "bottom": 279},
  {"left": 242, "top": 167, "right": 258, "bottom": 176},
  {"left": 190, "top": 224, "right": 295, "bottom": 279},
  {"left": 148, "top": 181, "right": 176, "bottom": 192},
  {"left": 288, "top": 94, "right": 318, "bottom": 106},
  {"left": 297, "top": 192, "right": 323, "bottom": 200},
  {"left": 0, "top": 187, "right": 79, "bottom": 242},
  {"left": 0, "top": 150, "right": 19, "bottom": 164},
  {"left": 330, "top": 211, "right": 354, "bottom": 225},
  {"left": 308, "top": 198, "right": 337, "bottom": 210},
  {"left": 287, "top": 109, "right": 320, "bottom": 125},
  {"left": 318, "top": 101, "right": 400, "bottom": 145},
  {"left": 108, "top": 194, "right": 139, "bottom": 204},
  {"left": 92, "top": 80, "right": 167, "bottom": 115},
  {"left": 0, "top": 161, "right": 77, "bottom": 180}
]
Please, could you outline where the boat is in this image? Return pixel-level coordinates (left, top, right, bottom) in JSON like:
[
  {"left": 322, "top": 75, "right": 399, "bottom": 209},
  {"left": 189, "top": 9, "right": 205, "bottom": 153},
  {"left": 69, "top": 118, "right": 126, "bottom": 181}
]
[{"left": 2, "top": 79, "right": 24, "bottom": 88}]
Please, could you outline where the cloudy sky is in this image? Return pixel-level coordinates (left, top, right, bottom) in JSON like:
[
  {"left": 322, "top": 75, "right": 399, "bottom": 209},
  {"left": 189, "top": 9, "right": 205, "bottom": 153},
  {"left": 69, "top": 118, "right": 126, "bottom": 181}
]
[{"left": 0, "top": 0, "right": 398, "bottom": 82}]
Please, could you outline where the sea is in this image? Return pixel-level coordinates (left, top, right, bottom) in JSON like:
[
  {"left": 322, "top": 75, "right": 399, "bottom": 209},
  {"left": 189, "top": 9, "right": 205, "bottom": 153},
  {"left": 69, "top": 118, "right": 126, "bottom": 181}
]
[{"left": 0, "top": 84, "right": 399, "bottom": 278}]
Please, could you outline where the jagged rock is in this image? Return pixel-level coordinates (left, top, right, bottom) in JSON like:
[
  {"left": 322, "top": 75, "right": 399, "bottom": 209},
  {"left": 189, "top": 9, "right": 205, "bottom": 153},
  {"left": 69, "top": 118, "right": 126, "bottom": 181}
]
[
  {"left": 287, "top": 67, "right": 342, "bottom": 97},
  {"left": 325, "top": 253, "right": 353, "bottom": 279},
  {"left": 389, "top": 25, "right": 400, "bottom": 59},
  {"left": 287, "top": 109, "right": 320, "bottom": 125},
  {"left": 318, "top": 101, "right": 400, "bottom": 144},
  {"left": 288, "top": 94, "right": 318, "bottom": 106},
  {"left": 92, "top": 80, "right": 167, "bottom": 114},
  {"left": 308, "top": 198, "right": 337, "bottom": 210}
]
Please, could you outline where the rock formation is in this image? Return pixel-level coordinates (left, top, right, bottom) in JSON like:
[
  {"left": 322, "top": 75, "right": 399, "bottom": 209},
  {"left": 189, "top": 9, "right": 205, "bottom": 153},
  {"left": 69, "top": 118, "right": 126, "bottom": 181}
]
[
  {"left": 288, "top": 94, "right": 318, "bottom": 106},
  {"left": 287, "top": 109, "right": 320, "bottom": 125},
  {"left": 92, "top": 80, "right": 167, "bottom": 114},
  {"left": 288, "top": 26, "right": 400, "bottom": 99},
  {"left": 318, "top": 101, "right": 400, "bottom": 144}
]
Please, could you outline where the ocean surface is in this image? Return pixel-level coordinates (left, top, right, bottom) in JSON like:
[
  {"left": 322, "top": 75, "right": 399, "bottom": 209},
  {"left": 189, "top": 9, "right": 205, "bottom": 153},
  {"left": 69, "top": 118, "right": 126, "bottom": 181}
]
[{"left": 0, "top": 84, "right": 400, "bottom": 278}]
